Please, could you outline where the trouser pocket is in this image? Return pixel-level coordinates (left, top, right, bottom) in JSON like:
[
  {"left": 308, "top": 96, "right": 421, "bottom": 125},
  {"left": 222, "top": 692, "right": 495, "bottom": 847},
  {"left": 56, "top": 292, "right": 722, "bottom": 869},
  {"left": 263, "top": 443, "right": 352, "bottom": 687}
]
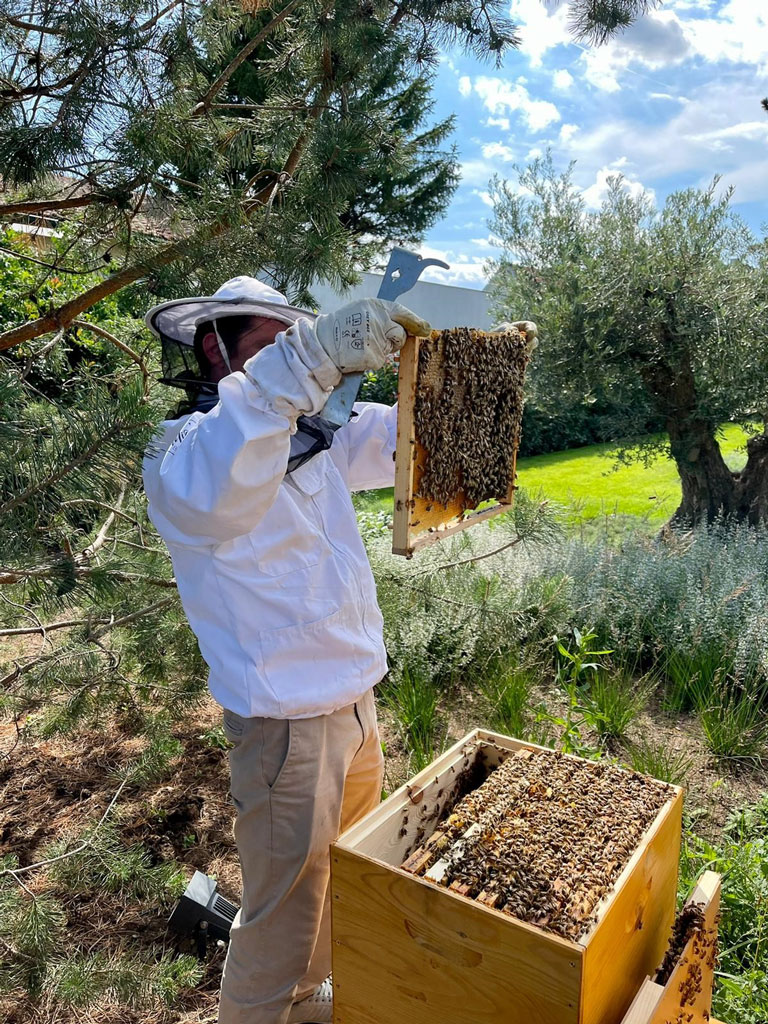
[{"left": 260, "top": 718, "right": 291, "bottom": 789}]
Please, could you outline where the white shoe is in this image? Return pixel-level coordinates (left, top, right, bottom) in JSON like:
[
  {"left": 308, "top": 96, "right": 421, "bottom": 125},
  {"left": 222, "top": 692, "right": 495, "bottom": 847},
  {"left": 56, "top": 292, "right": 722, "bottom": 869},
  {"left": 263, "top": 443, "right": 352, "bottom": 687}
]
[{"left": 287, "top": 976, "right": 333, "bottom": 1024}]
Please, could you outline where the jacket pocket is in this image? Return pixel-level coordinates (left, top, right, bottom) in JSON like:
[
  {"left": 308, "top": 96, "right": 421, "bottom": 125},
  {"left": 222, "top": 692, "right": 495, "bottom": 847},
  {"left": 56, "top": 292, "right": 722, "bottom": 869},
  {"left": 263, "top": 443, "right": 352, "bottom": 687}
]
[
  {"left": 248, "top": 484, "right": 324, "bottom": 578},
  {"left": 259, "top": 606, "right": 362, "bottom": 716}
]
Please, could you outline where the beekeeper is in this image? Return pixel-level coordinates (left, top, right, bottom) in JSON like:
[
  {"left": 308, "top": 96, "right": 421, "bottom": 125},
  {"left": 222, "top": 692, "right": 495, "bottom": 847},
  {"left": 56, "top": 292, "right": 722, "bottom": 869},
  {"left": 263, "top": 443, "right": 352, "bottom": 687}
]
[{"left": 142, "top": 276, "right": 430, "bottom": 1024}]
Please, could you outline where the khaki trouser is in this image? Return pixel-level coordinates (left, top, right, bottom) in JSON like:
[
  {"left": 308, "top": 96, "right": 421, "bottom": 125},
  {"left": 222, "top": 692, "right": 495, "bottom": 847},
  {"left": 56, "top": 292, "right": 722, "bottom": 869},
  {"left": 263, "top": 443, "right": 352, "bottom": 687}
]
[{"left": 218, "top": 687, "right": 384, "bottom": 1024}]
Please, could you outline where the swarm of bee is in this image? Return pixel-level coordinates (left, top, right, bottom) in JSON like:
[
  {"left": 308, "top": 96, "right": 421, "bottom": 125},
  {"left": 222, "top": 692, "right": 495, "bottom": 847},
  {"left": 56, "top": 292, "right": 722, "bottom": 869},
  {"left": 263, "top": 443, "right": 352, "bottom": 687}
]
[
  {"left": 401, "top": 748, "right": 672, "bottom": 942},
  {"left": 656, "top": 903, "right": 708, "bottom": 986},
  {"left": 655, "top": 900, "right": 719, "bottom": 1018},
  {"left": 413, "top": 327, "right": 528, "bottom": 509}
]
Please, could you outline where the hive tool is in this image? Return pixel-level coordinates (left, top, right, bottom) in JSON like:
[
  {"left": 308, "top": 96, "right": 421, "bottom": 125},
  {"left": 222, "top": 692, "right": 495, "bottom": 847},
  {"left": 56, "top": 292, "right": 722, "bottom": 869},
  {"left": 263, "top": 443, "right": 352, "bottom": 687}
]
[{"left": 320, "top": 246, "right": 449, "bottom": 427}]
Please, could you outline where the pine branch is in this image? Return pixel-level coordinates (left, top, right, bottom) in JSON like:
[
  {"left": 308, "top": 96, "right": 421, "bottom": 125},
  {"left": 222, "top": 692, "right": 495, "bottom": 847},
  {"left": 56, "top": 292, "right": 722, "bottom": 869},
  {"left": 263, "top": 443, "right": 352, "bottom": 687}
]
[
  {"left": 0, "top": 420, "right": 150, "bottom": 515},
  {"left": 0, "top": 564, "right": 176, "bottom": 587},
  {"left": 71, "top": 320, "right": 149, "bottom": 392},
  {"left": 0, "top": 190, "right": 133, "bottom": 216},
  {"left": 138, "top": 0, "right": 185, "bottom": 33},
  {"left": 192, "top": 0, "right": 304, "bottom": 115},
  {"left": 0, "top": 99, "right": 331, "bottom": 349},
  {"left": 428, "top": 535, "right": 524, "bottom": 572},
  {"left": 4, "top": 15, "right": 67, "bottom": 36},
  {"left": 0, "top": 60, "right": 91, "bottom": 101}
]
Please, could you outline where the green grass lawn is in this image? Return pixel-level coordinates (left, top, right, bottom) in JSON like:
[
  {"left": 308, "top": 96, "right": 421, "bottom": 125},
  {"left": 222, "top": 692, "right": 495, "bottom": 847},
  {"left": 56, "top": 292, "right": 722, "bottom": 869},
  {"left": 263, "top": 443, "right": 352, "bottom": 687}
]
[{"left": 355, "top": 424, "right": 752, "bottom": 525}]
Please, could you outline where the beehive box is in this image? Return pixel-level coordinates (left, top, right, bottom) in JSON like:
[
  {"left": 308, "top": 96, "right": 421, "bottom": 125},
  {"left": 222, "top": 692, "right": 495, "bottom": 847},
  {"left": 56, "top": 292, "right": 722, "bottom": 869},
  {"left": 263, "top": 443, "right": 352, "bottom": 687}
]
[{"left": 331, "top": 730, "right": 683, "bottom": 1024}]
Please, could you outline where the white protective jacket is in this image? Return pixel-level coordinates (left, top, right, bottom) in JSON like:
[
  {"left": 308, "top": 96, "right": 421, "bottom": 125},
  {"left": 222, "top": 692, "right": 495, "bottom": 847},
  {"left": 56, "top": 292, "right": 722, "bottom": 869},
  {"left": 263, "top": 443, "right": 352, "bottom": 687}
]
[{"left": 142, "top": 325, "right": 396, "bottom": 719}]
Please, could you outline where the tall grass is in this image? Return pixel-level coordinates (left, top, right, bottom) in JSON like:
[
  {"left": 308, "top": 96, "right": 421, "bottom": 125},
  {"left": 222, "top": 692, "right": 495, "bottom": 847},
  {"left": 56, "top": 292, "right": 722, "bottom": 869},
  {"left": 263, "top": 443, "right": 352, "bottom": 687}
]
[
  {"left": 624, "top": 737, "right": 693, "bottom": 785},
  {"left": 477, "top": 657, "right": 537, "bottom": 738},
  {"left": 379, "top": 666, "right": 442, "bottom": 772},
  {"left": 694, "top": 680, "right": 768, "bottom": 765},
  {"left": 577, "top": 669, "right": 654, "bottom": 745}
]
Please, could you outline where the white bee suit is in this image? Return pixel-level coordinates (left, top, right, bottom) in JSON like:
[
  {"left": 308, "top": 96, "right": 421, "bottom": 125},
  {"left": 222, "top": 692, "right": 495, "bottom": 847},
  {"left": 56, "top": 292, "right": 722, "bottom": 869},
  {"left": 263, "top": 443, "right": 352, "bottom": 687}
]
[{"left": 142, "top": 315, "right": 396, "bottom": 720}]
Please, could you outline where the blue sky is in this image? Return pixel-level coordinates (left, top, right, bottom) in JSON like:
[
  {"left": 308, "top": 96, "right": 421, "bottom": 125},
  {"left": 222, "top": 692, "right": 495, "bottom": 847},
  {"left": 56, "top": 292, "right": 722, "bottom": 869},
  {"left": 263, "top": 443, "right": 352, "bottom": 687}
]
[{"left": 417, "top": 0, "right": 768, "bottom": 288}]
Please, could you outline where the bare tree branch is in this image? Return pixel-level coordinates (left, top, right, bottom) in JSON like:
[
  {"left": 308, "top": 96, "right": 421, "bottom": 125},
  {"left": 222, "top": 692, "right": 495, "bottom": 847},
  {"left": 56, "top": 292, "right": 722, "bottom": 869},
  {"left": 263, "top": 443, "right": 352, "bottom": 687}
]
[{"left": 0, "top": 594, "right": 176, "bottom": 637}]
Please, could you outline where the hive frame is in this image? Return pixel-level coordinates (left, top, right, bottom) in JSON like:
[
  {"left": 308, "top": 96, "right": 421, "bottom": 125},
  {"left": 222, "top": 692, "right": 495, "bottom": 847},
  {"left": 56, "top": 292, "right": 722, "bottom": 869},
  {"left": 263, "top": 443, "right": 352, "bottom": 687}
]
[
  {"left": 392, "top": 333, "right": 519, "bottom": 558},
  {"left": 619, "top": 871, "right": 722, "bottom": 1024}
]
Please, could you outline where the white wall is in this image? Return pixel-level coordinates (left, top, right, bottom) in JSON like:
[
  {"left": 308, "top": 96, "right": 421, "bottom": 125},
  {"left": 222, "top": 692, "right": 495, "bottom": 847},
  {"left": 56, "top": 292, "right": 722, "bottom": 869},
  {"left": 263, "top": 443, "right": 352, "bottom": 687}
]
[{"left": 310, "top": 272, "right": 495, "bottom": 331}]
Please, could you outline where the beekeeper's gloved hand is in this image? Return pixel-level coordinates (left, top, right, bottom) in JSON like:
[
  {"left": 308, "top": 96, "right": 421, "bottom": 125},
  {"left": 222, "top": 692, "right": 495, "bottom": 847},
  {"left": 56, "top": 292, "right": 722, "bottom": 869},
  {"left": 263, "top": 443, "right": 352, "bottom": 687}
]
[
  {"left": 491, "top": 319, "right": 539, "bottom": 355},
  {"left": 243, "top": 299, "right": 430, "bottom": 423},
  {"left": 315, "top": 298, "right": 431, "bottom": 374}
]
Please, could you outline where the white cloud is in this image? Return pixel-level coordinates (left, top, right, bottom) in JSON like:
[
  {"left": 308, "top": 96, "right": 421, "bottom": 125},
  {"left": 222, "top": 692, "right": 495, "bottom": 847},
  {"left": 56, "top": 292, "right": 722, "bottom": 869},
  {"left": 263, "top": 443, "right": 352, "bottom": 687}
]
[
  {"left": 508, "top": 0, "right": 572, "bottom": 67},
  {"left": 712, "top": 158, "right": 768, "bottom": 204},
  {"left": 458, "top": 75, "right": 472, "bottom": 97},
  {"left": 578, "top": 13, "right": 691, "bottom": 92},
  {"left": 687, "top": 121, "right": 768, "bottom": 146},
  {"left": 416, "top": 243, "right": 490, "bottom": 287},
  {"left": 682, "top": 0, "right": 768, "bottom": 70},
  {"left": 481, "top": 142, "right": 516, "bottom": 162},
  {"left": 485, "top": 115, "right": 511, "bottom": 131},
  {"left": 581, "top": 167, "right": 656, "bottom": 209},
  {"left": 559, "top": 123, "right": 579, "bottom": 144},
  {"left": 526, "top": 146, "right": 543, "bottom": 161},
  {"left": 470, "top": 236, "right": 503, "bottom": 250},
  {"left": 459, "top": 159, "right": 497, "bottom": 186},
  {"left": 553, "top": 69, "right": 574, "bottom": 90},
  {"left": 564, "top": 74, "right": 768, "bottom": 209},
  {"left": 473, "top": 75, "right": 561, "bottom": 132},
  {"left": 472, "top": 189, "right": 494, "bottom": 208}
]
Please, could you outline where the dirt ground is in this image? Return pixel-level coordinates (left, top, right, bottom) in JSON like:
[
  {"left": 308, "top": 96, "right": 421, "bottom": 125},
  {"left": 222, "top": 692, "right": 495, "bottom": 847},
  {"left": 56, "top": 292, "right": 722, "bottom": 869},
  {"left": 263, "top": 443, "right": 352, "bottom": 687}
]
[{"left": 0, "top": 691, "right": 764, "bottom": 1023}]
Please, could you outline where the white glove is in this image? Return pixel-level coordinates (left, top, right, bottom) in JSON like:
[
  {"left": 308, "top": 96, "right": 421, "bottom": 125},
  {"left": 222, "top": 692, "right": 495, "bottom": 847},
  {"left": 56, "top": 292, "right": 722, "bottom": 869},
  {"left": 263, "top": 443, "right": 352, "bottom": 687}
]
[
  {"left": 491, "top": 319, "right": 539, "bottom": 354},
  {"left": 314, "top": 298, "right": 431, "bottom": 374}
]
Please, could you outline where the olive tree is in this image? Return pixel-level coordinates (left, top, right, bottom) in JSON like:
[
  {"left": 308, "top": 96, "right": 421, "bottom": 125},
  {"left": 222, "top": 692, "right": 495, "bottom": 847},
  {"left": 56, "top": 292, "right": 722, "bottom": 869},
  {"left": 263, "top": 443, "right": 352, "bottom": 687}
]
[{"left": 490, "top": 158, "right": 768, "bottom": 527}]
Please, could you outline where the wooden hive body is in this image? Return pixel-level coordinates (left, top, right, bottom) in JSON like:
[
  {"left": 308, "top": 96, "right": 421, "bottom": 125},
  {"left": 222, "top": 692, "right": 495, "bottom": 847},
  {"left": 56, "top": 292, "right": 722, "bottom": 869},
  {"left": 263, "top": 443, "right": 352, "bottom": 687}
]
[{"left": 331, "top": 730, "right": 683, "bottom": 1024}]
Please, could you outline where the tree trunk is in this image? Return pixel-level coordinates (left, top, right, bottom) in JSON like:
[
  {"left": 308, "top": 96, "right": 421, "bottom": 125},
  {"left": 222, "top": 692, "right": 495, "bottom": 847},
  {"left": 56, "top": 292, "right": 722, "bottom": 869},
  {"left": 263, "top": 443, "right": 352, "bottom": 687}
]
[
  {"left": 667, "top": 418, "right": 737, "bottom": 527},
  {"left": 640, "top": 344, "right": 768, "bottom": 527},
  {"left": 734, "top": 431, "right": 768, "bottom": 525}
]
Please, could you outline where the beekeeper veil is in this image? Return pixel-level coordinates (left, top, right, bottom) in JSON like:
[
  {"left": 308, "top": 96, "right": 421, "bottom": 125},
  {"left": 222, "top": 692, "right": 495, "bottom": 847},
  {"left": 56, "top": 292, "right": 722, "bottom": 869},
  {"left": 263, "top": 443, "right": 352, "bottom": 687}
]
[{"left": 146, "top": 277, "right": 341, "bottom": 472}]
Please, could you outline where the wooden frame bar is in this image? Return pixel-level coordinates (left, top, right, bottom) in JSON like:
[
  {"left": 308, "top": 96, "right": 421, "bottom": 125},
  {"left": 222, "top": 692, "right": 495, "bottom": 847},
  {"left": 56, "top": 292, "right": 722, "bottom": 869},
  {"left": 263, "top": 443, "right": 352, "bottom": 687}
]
[{"left": 619, "top": 871, "right": 722, "bottom": 1024}]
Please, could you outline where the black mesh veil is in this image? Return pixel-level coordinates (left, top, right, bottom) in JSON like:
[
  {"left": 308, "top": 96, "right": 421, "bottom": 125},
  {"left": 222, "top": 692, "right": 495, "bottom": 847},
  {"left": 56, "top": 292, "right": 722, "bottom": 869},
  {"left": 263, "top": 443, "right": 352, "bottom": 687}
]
[
  {"left": 159, "top": 332, "right": 211, "bottom": 393},
  {"left": 157, "top": 331, "right": 346, "bottom": 474}
]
